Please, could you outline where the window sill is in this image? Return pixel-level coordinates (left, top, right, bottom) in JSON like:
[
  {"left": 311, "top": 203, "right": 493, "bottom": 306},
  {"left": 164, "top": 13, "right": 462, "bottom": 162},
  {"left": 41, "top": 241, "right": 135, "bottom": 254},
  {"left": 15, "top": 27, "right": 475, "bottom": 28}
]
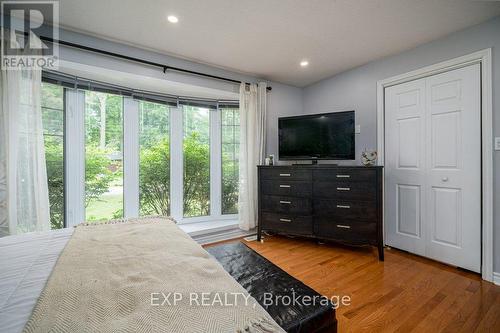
[
  {"left": 179, "top": 219, "right": 256, "bottom": 245},
  {"left": 179, "top": 219, "right": 239, "bottom": 237}
]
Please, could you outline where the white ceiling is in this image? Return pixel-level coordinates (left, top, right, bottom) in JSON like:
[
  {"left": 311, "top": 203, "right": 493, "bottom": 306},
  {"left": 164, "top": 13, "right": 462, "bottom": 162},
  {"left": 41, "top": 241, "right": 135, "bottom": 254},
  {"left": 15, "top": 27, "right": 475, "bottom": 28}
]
[{"left": 57, "top": 0, "right": 500, "bottom": 87}]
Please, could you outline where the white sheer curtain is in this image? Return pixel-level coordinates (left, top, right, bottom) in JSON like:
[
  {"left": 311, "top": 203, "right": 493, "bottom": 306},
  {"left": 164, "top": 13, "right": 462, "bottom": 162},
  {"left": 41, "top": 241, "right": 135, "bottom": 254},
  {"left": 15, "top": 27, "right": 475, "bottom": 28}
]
[
  {"left": 0, "top": 34, "right": 50, "bottom": 237},
  {"left": 238, "top": 82, "right": 267, "bottom": 231}
]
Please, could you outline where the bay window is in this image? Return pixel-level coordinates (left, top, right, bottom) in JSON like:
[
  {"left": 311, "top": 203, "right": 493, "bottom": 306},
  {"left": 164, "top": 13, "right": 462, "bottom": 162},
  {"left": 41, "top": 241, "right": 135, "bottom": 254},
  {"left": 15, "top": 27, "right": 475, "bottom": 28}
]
[{"left": 42, "top": 73, "right": 239, "bottom": 227}]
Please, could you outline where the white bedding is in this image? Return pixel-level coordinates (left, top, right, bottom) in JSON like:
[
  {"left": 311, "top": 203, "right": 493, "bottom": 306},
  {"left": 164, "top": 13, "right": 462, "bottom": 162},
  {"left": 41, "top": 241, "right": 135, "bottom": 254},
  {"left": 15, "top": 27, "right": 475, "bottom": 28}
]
[{"left": 0, "top": 228, "right": 73, "bottom": 333}]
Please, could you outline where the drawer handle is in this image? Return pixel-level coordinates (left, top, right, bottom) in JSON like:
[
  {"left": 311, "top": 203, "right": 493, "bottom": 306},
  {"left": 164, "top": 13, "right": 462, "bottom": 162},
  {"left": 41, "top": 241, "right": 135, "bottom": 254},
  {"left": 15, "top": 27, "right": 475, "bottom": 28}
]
[
  {"left": 279, "top": 200, "right": 291, "bottom": 204},
  {"left": 279, "top": 173, "right": 291, "bottom": 177},
  {"left": 336, "top": 205, "right": 351, "bottom": 209},
  {"left": 336, "top": 224, "right": 351, "bottom": 229},
  {"left": 280, "top": 218, "right": 292, "bottom": 223},
  {"left": 336, "top": 187, "right": 351, "bottom": 191},
  {"left": 279, "top": 185, "right": 291, "bottom": 188},
  {"left": 336, "top": 175, "right": 351, "bottom": 178}
]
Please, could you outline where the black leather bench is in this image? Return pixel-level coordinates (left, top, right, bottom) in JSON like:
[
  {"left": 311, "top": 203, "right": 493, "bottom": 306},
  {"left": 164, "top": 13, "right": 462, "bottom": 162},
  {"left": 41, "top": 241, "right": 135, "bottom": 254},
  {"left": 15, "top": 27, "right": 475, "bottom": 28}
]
[{"left": 207, "top": 242, "right": 337, "bottom": 333}]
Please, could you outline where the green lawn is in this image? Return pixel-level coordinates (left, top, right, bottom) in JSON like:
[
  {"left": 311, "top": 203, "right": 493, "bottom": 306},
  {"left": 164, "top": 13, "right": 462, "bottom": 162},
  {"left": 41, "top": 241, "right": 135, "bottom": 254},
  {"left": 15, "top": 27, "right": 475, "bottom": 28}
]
[{"left": 86, "top": 190, "right": 123, "bottom": 222}]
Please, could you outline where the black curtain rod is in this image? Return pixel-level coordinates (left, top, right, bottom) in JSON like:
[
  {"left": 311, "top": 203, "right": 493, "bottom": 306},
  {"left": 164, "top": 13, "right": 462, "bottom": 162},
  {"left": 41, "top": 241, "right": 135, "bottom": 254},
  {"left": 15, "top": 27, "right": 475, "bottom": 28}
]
[{"left": 38, "top": 35, "right": 272, "bottom": 91}]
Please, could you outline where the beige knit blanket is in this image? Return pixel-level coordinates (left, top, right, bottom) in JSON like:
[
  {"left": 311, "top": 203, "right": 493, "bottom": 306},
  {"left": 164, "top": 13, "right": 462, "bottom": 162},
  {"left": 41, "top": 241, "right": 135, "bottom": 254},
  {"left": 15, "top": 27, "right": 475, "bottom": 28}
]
[{"left": 23, "top": 217, "right": 284, "bottom": 333}]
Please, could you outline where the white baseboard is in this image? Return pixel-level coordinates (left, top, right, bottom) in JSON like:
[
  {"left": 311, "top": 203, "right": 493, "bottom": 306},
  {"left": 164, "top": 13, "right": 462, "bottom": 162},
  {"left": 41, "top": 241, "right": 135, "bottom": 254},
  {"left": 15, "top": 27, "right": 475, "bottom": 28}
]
[{"left": 493, "top": 272, "right": 500, "bottom": 286}]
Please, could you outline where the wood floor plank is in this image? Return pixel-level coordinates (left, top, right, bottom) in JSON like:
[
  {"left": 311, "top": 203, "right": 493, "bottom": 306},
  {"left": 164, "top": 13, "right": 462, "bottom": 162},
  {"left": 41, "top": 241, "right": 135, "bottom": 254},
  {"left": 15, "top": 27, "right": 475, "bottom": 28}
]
[
  {"left": 451, "top": 283, "right": 499, "bottom": 333},
  {"left": 412, "top": 274, "right": 477, "bottom": 332},
  {"left": 231, "top": 235, "right": 500, "bottom": 333},
  {"left": 473, "top": 292, "right": 500, "bottom": 332},
  {"left": 394, "top": 291, "right": 446, "bottom": 333}
]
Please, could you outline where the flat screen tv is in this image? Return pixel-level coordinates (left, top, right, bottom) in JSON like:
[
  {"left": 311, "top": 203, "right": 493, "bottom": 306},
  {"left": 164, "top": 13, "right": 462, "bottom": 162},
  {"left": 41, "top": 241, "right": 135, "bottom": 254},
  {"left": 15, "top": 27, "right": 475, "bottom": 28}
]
[{"left": 279, "top": 111, "right": 355, "bottom": 161}]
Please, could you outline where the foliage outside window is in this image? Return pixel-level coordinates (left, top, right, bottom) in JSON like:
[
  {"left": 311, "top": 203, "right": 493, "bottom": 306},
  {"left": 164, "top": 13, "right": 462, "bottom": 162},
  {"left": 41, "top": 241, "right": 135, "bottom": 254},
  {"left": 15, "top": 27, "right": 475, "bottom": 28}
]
[
  {"left": 183, "top": 105, "right": 211, "bottom": 217},
  {"left": 221, "top": 108, "right": 240, "bottom": 214},
  {"left": 139, "top": 101, "right": 170, "bottom": 216},
  {"left": 84, "top": 91, "right": 124, "bottom": 222},
  {"left": 41, "top": 82, "right": 65, "bottom": 229}
]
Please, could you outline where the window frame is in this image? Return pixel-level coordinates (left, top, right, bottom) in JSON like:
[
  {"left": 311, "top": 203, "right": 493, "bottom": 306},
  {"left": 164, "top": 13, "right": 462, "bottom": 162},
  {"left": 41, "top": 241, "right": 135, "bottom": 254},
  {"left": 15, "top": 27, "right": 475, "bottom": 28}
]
[
  {"left": 124, "top": 98, "right": 139, "bottom": 217},
  {"left": 64, "top": 88, "right": 86, "bottom": 227}
]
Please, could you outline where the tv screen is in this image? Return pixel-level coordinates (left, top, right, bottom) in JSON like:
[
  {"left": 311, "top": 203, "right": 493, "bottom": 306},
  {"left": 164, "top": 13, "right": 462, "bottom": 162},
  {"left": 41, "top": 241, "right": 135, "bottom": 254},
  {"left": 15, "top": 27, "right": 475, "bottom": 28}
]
[{"left": 279, "top": 111, "right": 355, "bottom": 160}]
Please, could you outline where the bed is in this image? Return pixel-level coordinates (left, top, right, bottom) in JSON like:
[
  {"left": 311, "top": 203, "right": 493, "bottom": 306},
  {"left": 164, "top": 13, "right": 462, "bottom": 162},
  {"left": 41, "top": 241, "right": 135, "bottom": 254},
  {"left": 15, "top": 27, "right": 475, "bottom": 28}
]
[
  {"left": 0, "top": 228, "right": 74, "bottom": 333},
  {"left": 0, "top": 217, "right": 336, "bottom": 333}
]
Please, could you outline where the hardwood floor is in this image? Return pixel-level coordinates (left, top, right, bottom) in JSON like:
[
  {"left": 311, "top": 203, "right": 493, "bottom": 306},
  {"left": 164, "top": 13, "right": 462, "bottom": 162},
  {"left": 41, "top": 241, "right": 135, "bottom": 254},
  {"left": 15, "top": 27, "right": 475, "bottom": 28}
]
[{"left": 233, "top": 235, "right": 500, "bottom": 333}]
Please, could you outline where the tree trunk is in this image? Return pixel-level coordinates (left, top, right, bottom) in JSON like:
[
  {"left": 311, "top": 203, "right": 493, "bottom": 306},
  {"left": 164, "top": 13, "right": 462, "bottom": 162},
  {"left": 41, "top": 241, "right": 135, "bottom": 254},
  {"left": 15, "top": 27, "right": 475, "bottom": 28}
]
[{"left": 99, "top": 94, "right": 107, "bottom": 149}]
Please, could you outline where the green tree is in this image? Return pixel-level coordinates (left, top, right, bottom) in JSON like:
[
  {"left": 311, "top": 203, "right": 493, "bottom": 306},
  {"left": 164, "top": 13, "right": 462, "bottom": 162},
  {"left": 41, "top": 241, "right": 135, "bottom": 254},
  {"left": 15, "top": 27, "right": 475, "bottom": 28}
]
[
  {"left": 138, "top": 132, "right": 230, "bottom": 218},
  {"left": 42, "top": 82, "right": 65, "bottom": 229},
  {"left": 84, "top": 145, "right": 115, "bottom": 207},
  {"left": 183, "top": 132, "right": 210, "bottom": 216},
  {"left": 85, "top": 92, "right": 123, "bottom": 152},
  {"left": 44, "top": 137, "right": 64, "bottom": 229},
  {"left": 222, "top": 159, "right": 239, "bottom": 214},
  {"left": 44, "top": 142, "right": 115, "bottom": 227},
  {"left": 139, "top": 138, "right": 171, "bottom": 215}
]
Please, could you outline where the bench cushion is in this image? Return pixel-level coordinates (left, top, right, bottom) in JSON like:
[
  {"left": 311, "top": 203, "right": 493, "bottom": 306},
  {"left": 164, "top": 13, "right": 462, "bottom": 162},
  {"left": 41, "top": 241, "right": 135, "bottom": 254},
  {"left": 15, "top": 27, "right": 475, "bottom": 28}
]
[{"left": 207, "top": 242, "right": 337, "bottom": 333}]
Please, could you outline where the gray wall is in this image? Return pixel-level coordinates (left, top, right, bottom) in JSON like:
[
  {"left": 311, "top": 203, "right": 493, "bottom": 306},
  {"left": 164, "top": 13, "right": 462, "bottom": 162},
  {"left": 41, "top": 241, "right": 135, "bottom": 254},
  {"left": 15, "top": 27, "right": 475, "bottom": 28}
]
[
  {"left": 266, "top": 82, "right": 303, "bottom": 157},
  {"left": 302, "top": 16, "right": 500, "bottom": 271}
]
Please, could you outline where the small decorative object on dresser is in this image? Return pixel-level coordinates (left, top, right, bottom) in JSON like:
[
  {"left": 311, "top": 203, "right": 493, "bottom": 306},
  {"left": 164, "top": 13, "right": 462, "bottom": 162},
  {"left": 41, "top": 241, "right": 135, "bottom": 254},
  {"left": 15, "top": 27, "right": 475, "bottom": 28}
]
[
  {"left": 257, "top": 165, "right": 384, "bottom": 260},
  {"left": 361, "top": 150, "right": 377, "bottom": 166},
  {"left": 264, "top": 155, "right": 275, "bottom": 166}
]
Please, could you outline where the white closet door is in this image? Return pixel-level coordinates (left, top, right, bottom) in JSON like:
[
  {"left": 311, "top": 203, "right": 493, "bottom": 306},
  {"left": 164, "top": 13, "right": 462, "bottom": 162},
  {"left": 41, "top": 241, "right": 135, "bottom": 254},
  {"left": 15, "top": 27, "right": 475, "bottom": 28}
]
[
  {"left": 385, "top": 78, "right": 427, "bottom": 256},
  {"left": 424, "top": 64, "right": 481, "bottom": 272},
  {"left": 385, "top": 64, "right": 481, "bottom": 272}
]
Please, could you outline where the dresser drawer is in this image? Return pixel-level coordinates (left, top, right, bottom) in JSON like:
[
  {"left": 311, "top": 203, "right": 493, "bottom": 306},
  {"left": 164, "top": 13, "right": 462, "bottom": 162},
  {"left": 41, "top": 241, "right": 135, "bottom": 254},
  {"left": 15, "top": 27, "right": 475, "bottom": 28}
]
[
  {"left": 313, "top": 169, "right": 376, "bottom": 183},
  {"left": 260, "top": 168, "right": 312, "bottom": 181},
  {"left": 313, "top": 199, "right": 377, "bottom": 220},
  {"left": 261, "top": 180, "right": 312, "bottom": 197},
  {"left": 261, "top": 195, "right": 312, "bottom": 215},
  {"left": 261, "top": 213, "right": 313, "bottom": 236},
  {"left": 314, "top": 217, "right": 377, "bottom": 244},
  {"left": 313, "top": 181, "right": 376, "bottom": 201}
]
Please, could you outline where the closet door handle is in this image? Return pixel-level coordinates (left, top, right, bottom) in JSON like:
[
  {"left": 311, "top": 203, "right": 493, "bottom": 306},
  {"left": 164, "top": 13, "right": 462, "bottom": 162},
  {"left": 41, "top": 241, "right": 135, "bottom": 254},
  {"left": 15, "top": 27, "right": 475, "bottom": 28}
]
[
  {"left": 336, "top": 187, "right": 351, "bottom": 191},
  {"left": 279, "top": 185, "right": 291, "bottom": 188},
  {"left": 336, "top": 205, "right": 351, "bottom": 209},
  {"left": 279, "top": 201, "right": 291, "bottom": 204},
  {"left": 279, "top": 173, "right": 291, "bottom": 177},
  {"left": 336, "top": 175, "right": 350, "bottom": 178},
  {"left": 280, "top": 218, "right": 292, "bottom": 223},
  {"left": 336, "top": 224, "right": 351, "bottom": 229}
]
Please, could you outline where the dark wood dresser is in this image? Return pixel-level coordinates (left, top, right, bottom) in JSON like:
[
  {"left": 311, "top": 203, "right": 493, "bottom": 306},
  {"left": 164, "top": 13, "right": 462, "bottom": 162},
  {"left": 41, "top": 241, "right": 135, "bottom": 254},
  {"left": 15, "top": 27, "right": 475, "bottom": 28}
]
[{"left": 257, "top": 165, "right": 384, "bottom": 260}]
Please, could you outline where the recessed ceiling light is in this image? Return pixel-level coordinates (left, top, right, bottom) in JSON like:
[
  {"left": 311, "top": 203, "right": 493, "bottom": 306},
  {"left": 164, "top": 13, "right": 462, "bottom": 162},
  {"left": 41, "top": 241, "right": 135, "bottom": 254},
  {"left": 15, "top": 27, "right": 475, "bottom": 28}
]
[
  {"left": 300, "top": 60, "right": 309, "bottom": 67},
  {"left": 167, "top": 15, "right": 179, "bottom": 23}
]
